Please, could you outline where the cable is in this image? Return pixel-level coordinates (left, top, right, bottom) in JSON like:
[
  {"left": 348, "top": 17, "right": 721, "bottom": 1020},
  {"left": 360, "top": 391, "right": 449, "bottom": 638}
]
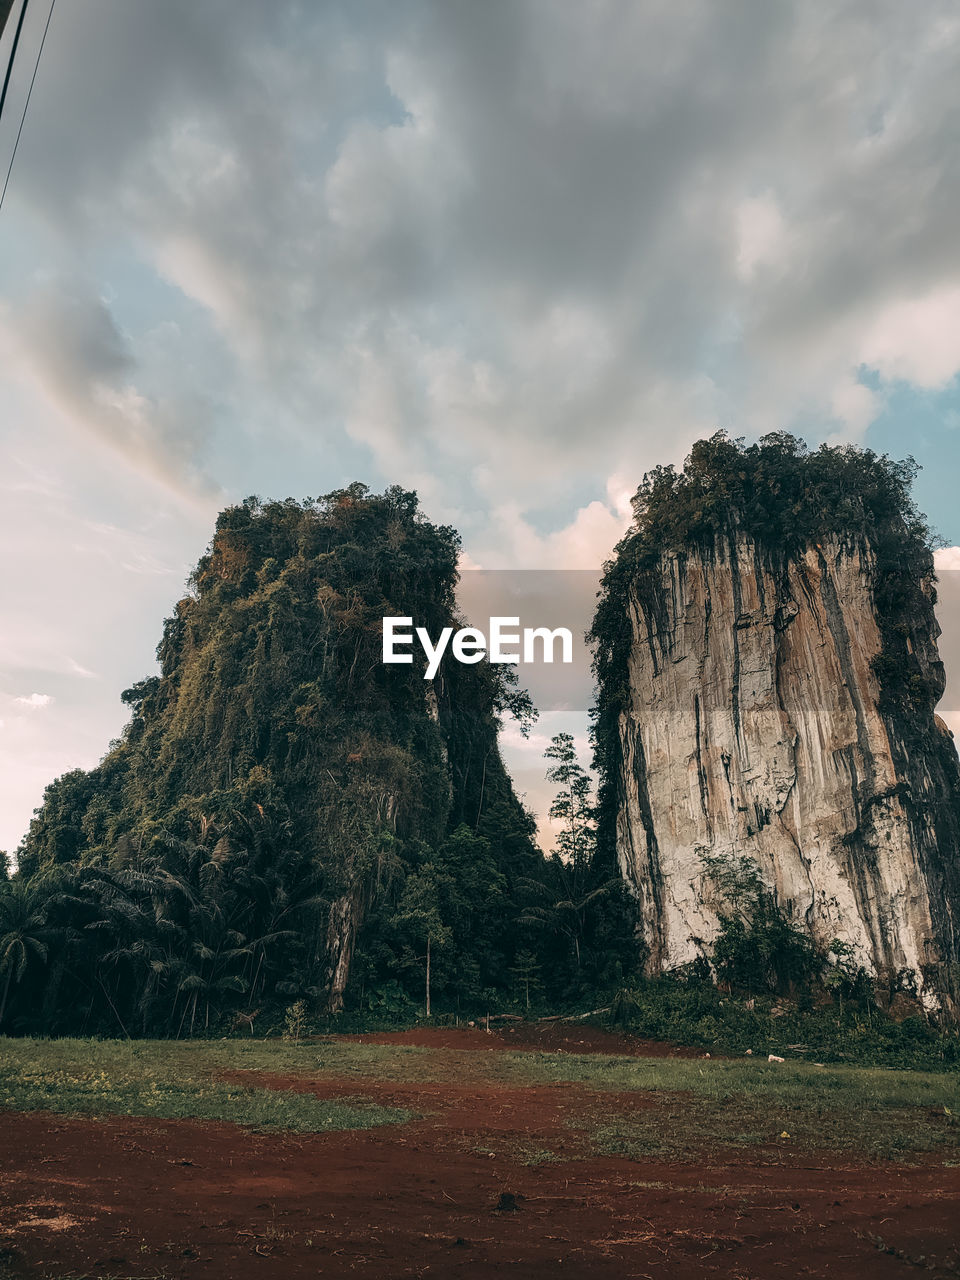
[
  {"left": 0, "top": 0, "right": 54, "bottom": 216},
  {"left": 0, "top": 0, "right": 30, "bottom": 125}
]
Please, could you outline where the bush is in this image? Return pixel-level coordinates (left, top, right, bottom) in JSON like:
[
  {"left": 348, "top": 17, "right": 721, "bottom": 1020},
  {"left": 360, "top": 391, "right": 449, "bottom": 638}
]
[
  {"left": 608, "top": 977, "right": 960, "bottom": 1070},
  {"left": 712, "top": 897, "right": 819, "bottom": 995},
  {"left": 283, "top": 1000, "right": 309, "bottom": 1043}
]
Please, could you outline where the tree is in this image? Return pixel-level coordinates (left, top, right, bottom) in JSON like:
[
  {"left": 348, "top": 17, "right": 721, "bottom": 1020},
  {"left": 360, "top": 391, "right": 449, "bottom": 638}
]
[
  {"left": 510, "top": 950, "right": 542, "bottom": 1010},
  {"left": 518, "top": 735, "right": 619, "bottom": 985},
  {"left": 544, "top": 733, "right": 594, "bottom": 870},
  {"left": 393, "top": 865, "right": 451, "bottom": 1017},
  {"left": 0, "top": 880, "right": 52, "bottom": 1027},
  {"left": 702, "top": 852, "right": 817, "bottom": 995}
]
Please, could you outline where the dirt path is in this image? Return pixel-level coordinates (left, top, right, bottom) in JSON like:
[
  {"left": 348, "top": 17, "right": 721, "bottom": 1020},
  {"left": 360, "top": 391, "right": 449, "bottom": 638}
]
[{"left": 2, "top": 1035, "right": 959, "bottom": 1279}]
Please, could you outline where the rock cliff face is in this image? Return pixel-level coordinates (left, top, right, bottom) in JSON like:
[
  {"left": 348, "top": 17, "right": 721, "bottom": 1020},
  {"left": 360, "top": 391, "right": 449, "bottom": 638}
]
[
  {"left": 613, "top": 529, "right": 960, "bottom": 1008},
  {"left": 592, "top": 435, "right": 960, "bottom": 1012}
]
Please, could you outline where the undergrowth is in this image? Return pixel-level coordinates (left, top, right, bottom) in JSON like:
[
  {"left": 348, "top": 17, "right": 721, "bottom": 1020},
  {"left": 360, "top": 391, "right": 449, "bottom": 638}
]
[{"left": 606, "top": 979, "right": 960, "bottom": 1071}]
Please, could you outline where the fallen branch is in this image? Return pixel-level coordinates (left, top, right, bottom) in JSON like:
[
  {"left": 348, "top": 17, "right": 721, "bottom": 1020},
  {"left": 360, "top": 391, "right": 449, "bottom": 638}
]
[{"left": 536, "top": 1006, "right": 611, "bottom": 1024}]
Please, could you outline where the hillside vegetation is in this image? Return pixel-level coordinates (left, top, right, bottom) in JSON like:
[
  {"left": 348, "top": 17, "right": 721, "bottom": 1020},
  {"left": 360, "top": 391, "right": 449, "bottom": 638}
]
[{"left": 1, "top": 486, "right": 632, "bottom": 1037}]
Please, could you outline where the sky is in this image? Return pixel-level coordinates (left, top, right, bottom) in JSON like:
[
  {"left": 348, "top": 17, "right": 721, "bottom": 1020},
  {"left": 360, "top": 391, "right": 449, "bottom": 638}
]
[{"left": 3, "top": 0, "right": 960, "bottom": 854}]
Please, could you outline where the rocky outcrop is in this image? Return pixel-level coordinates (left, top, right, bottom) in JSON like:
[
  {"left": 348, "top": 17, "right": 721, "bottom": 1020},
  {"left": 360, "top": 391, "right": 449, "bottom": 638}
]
[{"left": 613, "top": 530, "right": 960, "bottom": 1010}]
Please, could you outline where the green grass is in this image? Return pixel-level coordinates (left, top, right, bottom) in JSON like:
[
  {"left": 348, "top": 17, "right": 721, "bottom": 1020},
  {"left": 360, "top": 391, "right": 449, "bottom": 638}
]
[
  {"left": 2, "top": 1035, "right": 958, "bottom": 1162},
  {"left": 488, "top": 1049, "right": 960, "bottom": 1162},
  {"left": 583, "top": 1092, "right": 957, "bottom": 1163},
  {"left": 0, "top": 1038, "right": 411, "bottom": 1133}
]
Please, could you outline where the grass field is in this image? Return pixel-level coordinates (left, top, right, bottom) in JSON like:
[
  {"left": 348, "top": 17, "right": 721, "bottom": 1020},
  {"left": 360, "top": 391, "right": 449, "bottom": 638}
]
[
  {"left": 0, "top": 1037, "right": 412, "bottom": 1133},
  {"left": 3, "top": 1027, "right": 960, "bottom": 1278},
  {"left": 2, "top": 1032, "right": 958, "bottom": 1161}
]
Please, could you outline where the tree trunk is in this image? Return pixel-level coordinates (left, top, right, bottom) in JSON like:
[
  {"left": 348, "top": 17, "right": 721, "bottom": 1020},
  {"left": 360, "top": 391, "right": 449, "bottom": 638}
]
[
  {"left": 326, "top": 888, "right": 364, "bottom": 1013},
  {"left": 425, "top": 935, "right": 431, "bottom": 1018},
  {"left": 0, "top": 965, "right": 12, "bottom": 1027}
]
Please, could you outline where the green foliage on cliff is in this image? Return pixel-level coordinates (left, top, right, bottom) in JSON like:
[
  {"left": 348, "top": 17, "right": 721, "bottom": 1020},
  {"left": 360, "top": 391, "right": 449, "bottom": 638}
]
[
  {"left": 607, "top": 977, "right": 960, "bottom": 1071},
  {"left": 3, "top": 486, "right": 549, "bottom": 1035},
  {"left": 697, "top": 850, "right": 819, "bottom": 997},
  {"left": 617, "top": 429, "right": 931, "bottom": 566}
]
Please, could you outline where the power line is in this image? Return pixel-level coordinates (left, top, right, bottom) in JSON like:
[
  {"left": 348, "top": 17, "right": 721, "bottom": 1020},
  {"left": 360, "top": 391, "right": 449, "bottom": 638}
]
[
  {"left": 0, "top": 0, "right": 53, "bottom": 215},
  {"left": 0, "top": 0, "right": 30, "bottom": 125}
]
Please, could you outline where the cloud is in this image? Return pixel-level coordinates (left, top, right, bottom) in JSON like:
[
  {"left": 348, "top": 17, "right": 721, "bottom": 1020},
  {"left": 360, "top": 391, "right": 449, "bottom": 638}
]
[
  {"left": 860, "top": 287, "right": 960, "bottom": 389},
  {"left": 0, "top": 280, "right": 219, "bottom": 503},
  {"left": 66, "top": 659, "right": 98, "bottom": 680},
  {"left": 829, "top": 376, "right": 882, "bottom": 438},
  {"left": 15, "top": 694, "right": 53, "bottom": 709},
  {"left": 736, "top": 193, "right": 789, "bottom": 281},
  {"left": 5, "top": 0, "right": 960, "bottom": 847},
  {"left": 3, "top": 0, "right": 958, "bottom": 516},
  {"left": 483, "top": 493, "right": 632, "bottom": 570}
]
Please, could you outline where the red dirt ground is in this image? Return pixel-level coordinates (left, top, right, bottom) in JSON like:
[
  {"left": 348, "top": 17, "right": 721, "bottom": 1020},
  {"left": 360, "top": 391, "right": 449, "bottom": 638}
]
[{"left": 2, "top": 1032, "right": 959, "bottom": 1279}]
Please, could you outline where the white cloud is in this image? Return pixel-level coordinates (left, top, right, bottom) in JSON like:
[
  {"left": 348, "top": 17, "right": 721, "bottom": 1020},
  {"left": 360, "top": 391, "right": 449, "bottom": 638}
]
[
  {"left": 15, "top": 694, "right": 53, "bottom": 709},
  {"left": 736, "top": 193, "right": 788, "bottom": 280},
  {"left": 0, "top": 284, "right": 219, "bottom": 504},
  {"left": 67, "top": 659, "right": 98, "bottom": 680},
  {"left": 478, "top": 489, "right": 633, "bottom": 569},
  {"left": 860, "top": 287, "right": 960, "bottom": 389},
  {"left": 829, "top": 376, "right": 882, "bottom": 438}
]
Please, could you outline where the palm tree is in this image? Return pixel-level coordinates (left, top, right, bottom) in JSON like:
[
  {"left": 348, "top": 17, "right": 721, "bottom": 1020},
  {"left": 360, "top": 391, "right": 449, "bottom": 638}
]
[
  {"left": 0, "top": 880, "right": 52, "bottom": 1027},
  {"left": 519, "top": 867, "right": 615, "bottom": 969}
]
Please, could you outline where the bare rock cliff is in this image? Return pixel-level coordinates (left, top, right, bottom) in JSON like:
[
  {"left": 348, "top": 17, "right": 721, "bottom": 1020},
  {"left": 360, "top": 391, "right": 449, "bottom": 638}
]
[
  {"left": 613, "top": 528, "right": 960, "bottom": 1007},
  {"left": 604, "top": 499, "right": 960, "bottom": 1008}
]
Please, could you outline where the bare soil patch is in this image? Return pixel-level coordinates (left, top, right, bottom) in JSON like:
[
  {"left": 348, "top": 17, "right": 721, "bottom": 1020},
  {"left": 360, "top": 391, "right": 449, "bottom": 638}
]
[{"left": 2, "top": 1038, "right": 959, "bottom": 1279}]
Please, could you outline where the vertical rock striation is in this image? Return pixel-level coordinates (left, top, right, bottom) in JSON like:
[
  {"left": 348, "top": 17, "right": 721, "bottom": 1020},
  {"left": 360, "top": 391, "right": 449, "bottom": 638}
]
[{"left": 593, "top": 434, "right": 960, "bottom": 1011}]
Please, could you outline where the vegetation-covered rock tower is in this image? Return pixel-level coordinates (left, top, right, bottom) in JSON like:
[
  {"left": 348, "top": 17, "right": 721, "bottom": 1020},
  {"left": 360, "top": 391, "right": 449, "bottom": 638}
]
[{"left": 13, "top": 486, "right": 540, "bottom": 1028}]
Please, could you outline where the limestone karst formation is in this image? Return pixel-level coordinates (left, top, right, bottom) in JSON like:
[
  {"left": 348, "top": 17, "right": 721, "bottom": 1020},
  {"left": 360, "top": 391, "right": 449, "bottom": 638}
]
[{"left": 592, "top": 433, "right": 960, "bottom": 1011}]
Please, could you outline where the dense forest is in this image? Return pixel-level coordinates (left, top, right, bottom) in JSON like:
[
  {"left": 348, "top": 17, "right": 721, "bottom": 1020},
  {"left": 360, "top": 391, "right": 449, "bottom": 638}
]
[{"left": 0, "top": 485, "right": 634, "bottom": 1037}]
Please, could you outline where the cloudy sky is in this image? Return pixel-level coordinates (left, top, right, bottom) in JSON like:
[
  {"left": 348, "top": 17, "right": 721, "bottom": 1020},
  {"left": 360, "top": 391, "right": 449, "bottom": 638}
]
[{"left": 3, "top": 0, "right": 960, "bottom": 854}]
